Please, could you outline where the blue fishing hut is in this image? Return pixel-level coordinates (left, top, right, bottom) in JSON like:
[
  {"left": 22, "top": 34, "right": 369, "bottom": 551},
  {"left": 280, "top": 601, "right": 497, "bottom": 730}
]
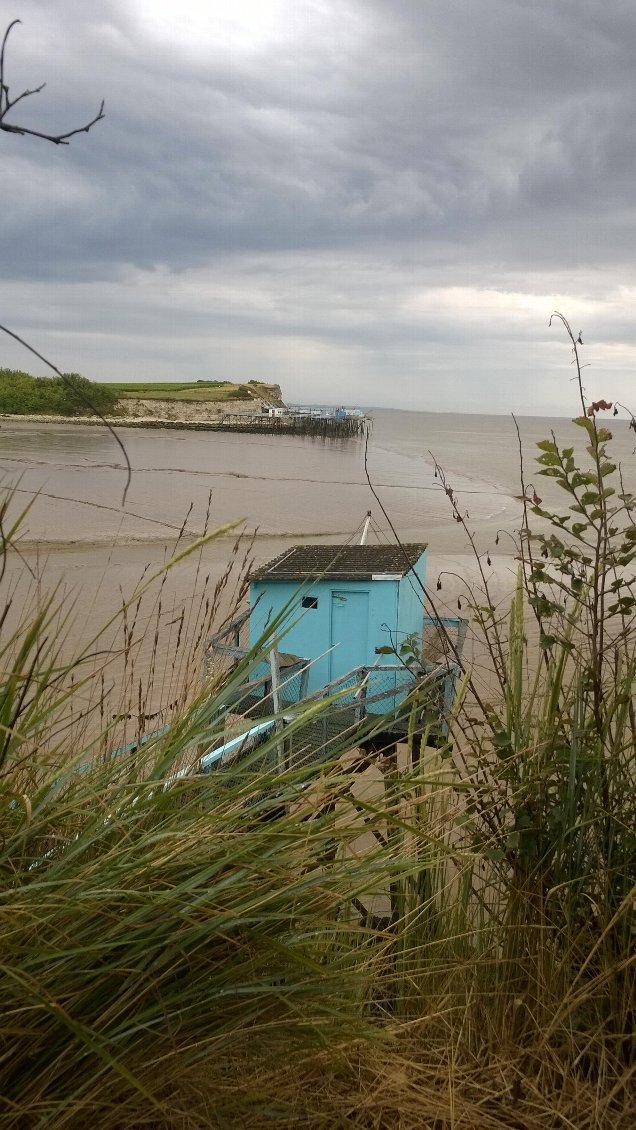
[{"left": 248, "top": 543, "right": 428, "bottom": 713}]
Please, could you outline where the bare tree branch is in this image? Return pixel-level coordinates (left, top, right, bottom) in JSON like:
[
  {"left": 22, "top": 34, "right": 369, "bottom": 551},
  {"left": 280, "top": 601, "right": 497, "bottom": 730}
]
[
  {"left": 0, "top": 19, "right": 104, "bottom": 146},
  {"left": 0, "top": 22, "right": 128, "bottom": 504}
]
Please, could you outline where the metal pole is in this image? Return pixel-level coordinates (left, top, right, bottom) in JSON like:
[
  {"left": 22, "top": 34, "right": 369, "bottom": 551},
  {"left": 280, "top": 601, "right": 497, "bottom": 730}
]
[{"left": 360, "top": 510, "right": 372, "bottom": 545}]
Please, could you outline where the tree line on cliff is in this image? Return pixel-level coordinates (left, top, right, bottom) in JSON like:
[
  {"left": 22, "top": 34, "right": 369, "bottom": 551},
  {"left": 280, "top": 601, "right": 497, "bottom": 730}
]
[{"left": 0, "top": 368, "right": 119, "bottom": 417}]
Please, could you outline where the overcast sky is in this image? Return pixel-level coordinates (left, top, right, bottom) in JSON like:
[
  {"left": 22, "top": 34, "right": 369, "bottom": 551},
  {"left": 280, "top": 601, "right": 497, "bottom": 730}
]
[{"left": 2, "top": 0, "right": 636, "bottom": 414}]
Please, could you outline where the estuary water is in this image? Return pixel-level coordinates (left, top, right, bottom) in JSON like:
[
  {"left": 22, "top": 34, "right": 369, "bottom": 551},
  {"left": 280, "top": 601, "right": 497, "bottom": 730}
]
[
  {"left": 2, "top": 408, "right": 634, "bottom": 673},
  {"left": 5, "top": 408, "right": 631, "bottom": 548}
]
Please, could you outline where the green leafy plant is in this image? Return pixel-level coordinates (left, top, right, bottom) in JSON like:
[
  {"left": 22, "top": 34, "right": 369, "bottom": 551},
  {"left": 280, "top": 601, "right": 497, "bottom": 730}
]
[{"left": 427, "top": 314, "right": 635, "bottom": 1076}]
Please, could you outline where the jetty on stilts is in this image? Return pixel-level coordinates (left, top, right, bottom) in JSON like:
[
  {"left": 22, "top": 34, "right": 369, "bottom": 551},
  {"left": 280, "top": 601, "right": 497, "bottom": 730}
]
[{"left": 219, "top": 406, "right": 369, "bottom": 439}]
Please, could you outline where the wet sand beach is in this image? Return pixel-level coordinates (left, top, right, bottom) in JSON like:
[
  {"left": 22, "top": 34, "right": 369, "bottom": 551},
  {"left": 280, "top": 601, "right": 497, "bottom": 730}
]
[{"left": 4, "top": 408, "right": 635, "bottom": 707}]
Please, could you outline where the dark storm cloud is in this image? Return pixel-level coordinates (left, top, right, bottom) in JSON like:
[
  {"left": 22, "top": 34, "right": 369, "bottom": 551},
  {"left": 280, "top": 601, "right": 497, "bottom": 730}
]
[
  {"left": 2, "top": 0, "right": 636, "bottom": 410},
  {"left": 4, "top": 0, "right": 632, "bottom": 273}
]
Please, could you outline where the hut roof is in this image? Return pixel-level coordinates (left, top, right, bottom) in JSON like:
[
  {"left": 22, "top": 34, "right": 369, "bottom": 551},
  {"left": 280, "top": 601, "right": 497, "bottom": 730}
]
[{"left": 249, "top": 543, "right": 427, "bottom": 582}]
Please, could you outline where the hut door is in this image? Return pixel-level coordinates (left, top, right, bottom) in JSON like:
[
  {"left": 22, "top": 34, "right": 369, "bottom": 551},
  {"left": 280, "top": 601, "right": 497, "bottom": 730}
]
[{"left": 329, "top": 591, "right": 369, "bottom": 681}]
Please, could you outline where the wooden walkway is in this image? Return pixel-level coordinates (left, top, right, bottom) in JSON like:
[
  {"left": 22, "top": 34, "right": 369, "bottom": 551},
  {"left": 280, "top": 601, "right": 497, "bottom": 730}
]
[{"left": 219, "top": 413, "right": 368, "bottom": 438}]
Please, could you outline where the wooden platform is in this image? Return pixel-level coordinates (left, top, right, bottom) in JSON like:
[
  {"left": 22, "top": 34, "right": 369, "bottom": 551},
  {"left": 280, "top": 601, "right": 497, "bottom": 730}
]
[{"left": 219, "top": 413, "right": 368, "bottom": 438}]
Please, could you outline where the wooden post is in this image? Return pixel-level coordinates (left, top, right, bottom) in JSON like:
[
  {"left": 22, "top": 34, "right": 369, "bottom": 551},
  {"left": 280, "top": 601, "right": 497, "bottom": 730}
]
[
  {"left": 268, "top": 649, "right": 285, "bottom": 772},
  {"left": 355, "top": 669, "right": 369, "bottom": 723}
]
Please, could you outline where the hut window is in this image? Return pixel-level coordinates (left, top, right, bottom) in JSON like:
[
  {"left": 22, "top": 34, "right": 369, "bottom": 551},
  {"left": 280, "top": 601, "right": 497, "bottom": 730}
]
[{"left": 302, "top": 596, "right": 318, "bottom": 609}]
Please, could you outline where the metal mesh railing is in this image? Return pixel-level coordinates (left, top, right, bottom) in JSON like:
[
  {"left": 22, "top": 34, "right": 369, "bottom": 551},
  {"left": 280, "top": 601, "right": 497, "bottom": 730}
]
[
  {"left": 278, "top": 668, "right": 306, "bottom": 706},
  {"left": 422, "top": 615, "right": 467, "bottom": 665},
  {"left": 206, "top": 610, "right": 465, "bottom": 769}
]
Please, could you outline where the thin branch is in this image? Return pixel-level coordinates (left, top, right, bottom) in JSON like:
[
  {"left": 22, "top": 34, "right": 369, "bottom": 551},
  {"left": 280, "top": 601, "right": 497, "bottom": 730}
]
[
  {"left": 3, "top": 81, "right": 46, "bottom": 114},
  {"left": 549, "top": 311, "right": 586, "bottom": 416},
  {"left": 0, "top": 20, "right": 104, "bottom": 146},
  {"left": 512, "top": 413, "right": 551, "bottom": 671},
  {"left": 0, "top": 19, "right": 19, "bottom": 97},
  {"left": 0, "top": 100, "right": 105, "bottom": 145},
  {"left": 429, "top": 451, "right": 508, "bottom": 691},
  {"left": 362, "top": 431, "right": 495, "bottom": 727},
  {"left": 363, "top": 432, "right": 413, "bottom": 572},
  {"left": 0, "top": 322, "right": 131, "bottom": 506}
]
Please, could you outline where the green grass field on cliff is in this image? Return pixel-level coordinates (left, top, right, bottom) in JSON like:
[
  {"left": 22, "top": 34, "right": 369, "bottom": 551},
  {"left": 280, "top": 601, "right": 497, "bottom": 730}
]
[
  {"left": 0, "top": 372, "right": 281, "bottom": 415},
  {"left": 104, "top": 379, "right": 280, "bottom": 402}
]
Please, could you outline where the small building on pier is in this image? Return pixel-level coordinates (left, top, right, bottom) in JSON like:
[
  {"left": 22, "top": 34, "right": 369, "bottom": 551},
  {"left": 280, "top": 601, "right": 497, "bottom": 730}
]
[
  {"left": 249, "top": 543, "right": 428, "bottom": 708},
  {"left": 208, "top": 539, "right": 467, "bottom": 764}
]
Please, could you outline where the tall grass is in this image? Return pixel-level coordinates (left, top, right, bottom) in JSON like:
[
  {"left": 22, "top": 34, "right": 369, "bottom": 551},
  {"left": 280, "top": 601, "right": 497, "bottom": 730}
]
[
  {"left": 1, "top": 320, "right": 635, "bottom": 1128},
  {"left": 0, "top": 497, "right": 411, "bottom": 1126}
]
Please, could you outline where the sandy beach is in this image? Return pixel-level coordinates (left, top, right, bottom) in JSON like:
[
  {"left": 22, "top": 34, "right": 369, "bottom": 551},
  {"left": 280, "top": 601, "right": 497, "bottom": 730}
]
[{"left": 6, "top": 406, "right": 628, "bottom": 714}]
